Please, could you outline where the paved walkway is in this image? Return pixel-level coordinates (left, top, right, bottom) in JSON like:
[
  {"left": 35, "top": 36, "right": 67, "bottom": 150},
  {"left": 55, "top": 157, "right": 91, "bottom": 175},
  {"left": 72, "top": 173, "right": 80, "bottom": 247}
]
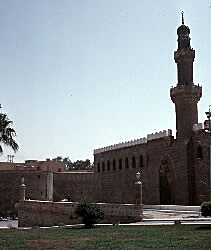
[
  {"left": 0, "top": 219, "right": 18, "bottom": 228},
  {"left": 143, "top": 208, "right": 201, "bottom": 219}
]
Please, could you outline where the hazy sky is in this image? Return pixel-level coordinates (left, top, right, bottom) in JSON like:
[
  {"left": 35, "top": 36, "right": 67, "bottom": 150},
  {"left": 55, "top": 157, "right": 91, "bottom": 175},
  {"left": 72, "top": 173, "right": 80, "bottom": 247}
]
[{"left": 0, "top": 0, "right": 211, "bottom": 163}]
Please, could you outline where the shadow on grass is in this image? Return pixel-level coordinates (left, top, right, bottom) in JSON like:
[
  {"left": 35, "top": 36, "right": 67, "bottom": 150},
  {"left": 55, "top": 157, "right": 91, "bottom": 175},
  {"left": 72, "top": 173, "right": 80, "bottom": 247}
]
[
  {"left": 65, "top": 225, "right": 105, "bottom": 230},
  {"left": 196, "top": 225, "right": 211, "bottom": 230}
]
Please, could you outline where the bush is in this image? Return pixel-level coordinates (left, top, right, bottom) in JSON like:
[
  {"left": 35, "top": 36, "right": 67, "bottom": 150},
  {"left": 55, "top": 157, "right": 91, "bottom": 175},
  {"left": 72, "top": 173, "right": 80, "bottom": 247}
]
[
  {"left": 201, "top": 201, "right": 211, "bottom": 217},
  {"left": 75, "top": 200, "right": 105, "bottom": 228}
]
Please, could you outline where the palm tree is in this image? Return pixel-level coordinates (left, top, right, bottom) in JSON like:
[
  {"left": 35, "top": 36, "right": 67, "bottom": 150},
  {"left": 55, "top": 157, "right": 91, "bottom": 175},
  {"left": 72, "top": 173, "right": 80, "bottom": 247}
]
[{"left": 0, "top": 106, "right": 19, "bottom": 154}]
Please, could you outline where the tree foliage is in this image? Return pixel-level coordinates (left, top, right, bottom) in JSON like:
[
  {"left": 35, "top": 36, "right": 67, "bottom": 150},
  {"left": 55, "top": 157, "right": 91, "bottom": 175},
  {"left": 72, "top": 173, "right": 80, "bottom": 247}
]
[
  {"left": 52, "top": 156, "right": 94, "bottom": 171},
  {"left": 52, "top": 156, "right": 63, "bottom": 162},
  {"left": 68, "top": 159, "right": 93, "bottom": 171},
  {"left": 201, "top": 201, "right": 211, "bottom": 217},
  {"left": 75, "top": 200, "right": 105, "bottom": 228},
  {"left": 0, "top": 106, "right": 19, "bottom": 154}
]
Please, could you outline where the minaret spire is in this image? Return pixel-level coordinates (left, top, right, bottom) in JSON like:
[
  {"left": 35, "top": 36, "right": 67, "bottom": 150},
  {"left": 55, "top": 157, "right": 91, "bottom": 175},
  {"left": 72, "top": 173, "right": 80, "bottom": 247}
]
[
  {"left": 181, "top": 11, "right": 184, "bottom": 24},
  {"left": 170, "top": 15, "right": 202, "bottom": 139}
]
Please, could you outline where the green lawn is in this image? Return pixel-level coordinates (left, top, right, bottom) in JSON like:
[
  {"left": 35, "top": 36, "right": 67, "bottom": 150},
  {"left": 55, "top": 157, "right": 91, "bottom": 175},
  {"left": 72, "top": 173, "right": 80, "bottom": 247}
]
[{"left": 0, "top": 225, "right": 211, "bottom": 249}]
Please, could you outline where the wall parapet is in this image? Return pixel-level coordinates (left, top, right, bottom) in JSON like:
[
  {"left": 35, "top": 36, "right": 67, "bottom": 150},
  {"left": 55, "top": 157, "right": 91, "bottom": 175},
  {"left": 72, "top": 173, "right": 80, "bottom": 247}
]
[
  {"left": 94, "top": 129, "right": 172, "bottom": 155},
  {"left": 193, "top": 123, "right": 203, "bottom": 132},
  {"left": 18, "top": 200, "right": 143, "bottom": 227}
]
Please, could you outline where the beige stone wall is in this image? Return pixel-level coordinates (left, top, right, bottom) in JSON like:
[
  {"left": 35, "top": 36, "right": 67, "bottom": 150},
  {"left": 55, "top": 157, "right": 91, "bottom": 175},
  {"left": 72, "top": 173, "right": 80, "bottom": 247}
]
[
  {"left": 53, "top": 172, "right": 97, "bottom": 202},
  {"left": 0, "top": 171, "right": 53, "bottom": 216},
  {"left": 0, "top": 162, "right": 24, "bottom": 170},
  {"left": 0, "top": 159, "right": 65, "bottom": 173},
  {"left": 18, "top": 200, "right": 143, "bottom": 227},
  {"left": 25, "top": 159, "right": 65, "bottom": 172}
]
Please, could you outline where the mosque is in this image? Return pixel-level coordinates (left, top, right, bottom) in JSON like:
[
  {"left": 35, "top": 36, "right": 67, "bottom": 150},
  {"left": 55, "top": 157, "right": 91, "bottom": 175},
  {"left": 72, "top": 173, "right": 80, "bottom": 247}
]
[{"left": 93, "top": 13, "right": 211, "bottom": 205}]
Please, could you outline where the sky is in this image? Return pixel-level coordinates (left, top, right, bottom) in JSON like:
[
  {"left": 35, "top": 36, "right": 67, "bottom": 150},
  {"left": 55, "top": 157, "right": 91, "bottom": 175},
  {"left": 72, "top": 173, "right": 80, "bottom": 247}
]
[{"left": 0, "top": 0, "right": 211, "bottom": 163}]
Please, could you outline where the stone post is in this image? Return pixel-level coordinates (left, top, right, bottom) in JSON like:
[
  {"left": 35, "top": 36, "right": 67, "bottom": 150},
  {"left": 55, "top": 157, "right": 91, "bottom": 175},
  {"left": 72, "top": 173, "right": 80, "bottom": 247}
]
[
  {"left": 133, "top": 172, "right": 143, "bottom": 222},
  {"left": 135, "top": 172, "right": 142, "bottom": 205},
  {"left": 20, "top": 177, "right": 26, "bottom": 201}
]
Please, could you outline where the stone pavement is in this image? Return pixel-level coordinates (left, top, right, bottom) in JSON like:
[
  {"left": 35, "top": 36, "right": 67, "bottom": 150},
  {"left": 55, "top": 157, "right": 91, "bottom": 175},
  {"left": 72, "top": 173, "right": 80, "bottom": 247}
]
[
  {"left": 134, "top": 207, "right": 211, "bottom": 226},
  {"left": 143, "top": 208, "right": 201, "bottom": 220},
  {"left": 0, "top": 218, "right": 18, "bottom": 229}
]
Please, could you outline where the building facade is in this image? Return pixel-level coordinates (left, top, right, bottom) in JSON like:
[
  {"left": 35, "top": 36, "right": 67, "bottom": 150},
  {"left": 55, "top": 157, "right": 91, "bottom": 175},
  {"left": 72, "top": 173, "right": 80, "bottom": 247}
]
[
  {"left": 93, "top": 16, "right": 211, "bottom": 206},
  {"left": 0, "top": 158, "right": 65, "bottom": 172}
]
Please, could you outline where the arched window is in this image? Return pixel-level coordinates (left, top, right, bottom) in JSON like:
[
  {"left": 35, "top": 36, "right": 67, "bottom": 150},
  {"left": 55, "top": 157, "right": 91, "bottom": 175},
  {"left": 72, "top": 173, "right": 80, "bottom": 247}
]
[
  {"left": 197, "top": 145, "right": 203, "bottom": 159},
  {"left": 132, "top": 156, "right": 136, "bottom": 168},
  {"left": 102, "top": 162, "right": 105, "bottom": 172},
  {"left": 119, "top": 159, "right": 122, "bottom": 170},
  {"left": 107, "top": 160, "right": 110, "bottom": 171},
  {"left": 97, "top": 163, "right": 100, "bottom": 172},
  {"left": 139, "top": 155, "right": 144, "bottom": 168},
  {"left": 113, "top": 159, "right": 116, "bottom": 170},
  {"left": 125, "top": 157, "right": 129, "bottom": 169}
]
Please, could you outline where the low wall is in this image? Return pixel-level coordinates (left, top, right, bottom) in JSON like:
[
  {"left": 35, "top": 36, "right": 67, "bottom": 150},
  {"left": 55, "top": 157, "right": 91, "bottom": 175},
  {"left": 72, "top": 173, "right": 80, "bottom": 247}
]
[{"left": 18, "top": 200, "right": 143, "bottom": 227}]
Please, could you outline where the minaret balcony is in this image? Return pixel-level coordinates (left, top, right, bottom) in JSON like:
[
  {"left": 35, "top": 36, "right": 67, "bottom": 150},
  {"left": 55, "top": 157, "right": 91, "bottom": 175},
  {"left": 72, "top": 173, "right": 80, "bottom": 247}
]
[
  {"left": 174, "top": 49, "right": 195, "bottom": 63},
  {"left": 170, "top": 84, "right": 202, "bottom": 103}
]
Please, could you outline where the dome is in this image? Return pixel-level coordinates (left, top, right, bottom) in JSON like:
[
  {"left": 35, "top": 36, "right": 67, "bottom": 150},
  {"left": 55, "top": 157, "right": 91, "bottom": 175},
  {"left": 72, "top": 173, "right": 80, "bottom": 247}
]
[
  {"left": 176, "top": 12, "right": 191, "bottom": 50},
  {"left": 177, "top": 24, "right": 190, "bottom": 37}
]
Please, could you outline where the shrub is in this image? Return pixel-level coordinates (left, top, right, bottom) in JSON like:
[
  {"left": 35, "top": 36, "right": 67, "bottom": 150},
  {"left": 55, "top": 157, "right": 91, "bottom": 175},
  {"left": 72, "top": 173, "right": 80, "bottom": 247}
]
[
  {"left": 201, "top": 201, "right": 211, "bottom": 217},
  {"left": 75, "top": 200, "right": 105, "bottom": 228}
]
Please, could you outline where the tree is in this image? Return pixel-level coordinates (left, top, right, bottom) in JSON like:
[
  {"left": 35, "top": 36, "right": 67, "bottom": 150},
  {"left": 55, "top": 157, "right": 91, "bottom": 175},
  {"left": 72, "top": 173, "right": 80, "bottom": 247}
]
[
  {"left": 63, "top": 156, "right": 72, "bottom": 170},
  {"left": 52, "top": 156, "right": 94, "bottom": 171},
  {"left": 0, "top": 106, "right": 19, "bottom": 154},
  {"left": 75, "top": 200, "right": 105, "bottom": 228},
  {"left": 201, "top": 201, "right": 211, "bottom": 217},
  {"left": 52, "top": 156, "right": 63, "bottom": 162},
  {"left": 69, "top": 159, "right": 94, "bottom": 171}
]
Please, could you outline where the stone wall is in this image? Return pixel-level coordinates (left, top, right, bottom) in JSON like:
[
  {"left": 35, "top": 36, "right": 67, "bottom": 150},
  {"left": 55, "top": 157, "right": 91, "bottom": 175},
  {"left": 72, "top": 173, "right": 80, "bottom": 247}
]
[
  {"left": 192, "top": 130, "right": 211, "bottom": 204},
  {"left": 1, "top": 130, "right": 211, "bottom": 218},
  {"left": 92, "top": 130, "right": 211, "bottom": 206},
  {"left": 0, "top": 171, "right": 53, "bottom": 216},
  {"left": 53, "top": 172, "right": 97, "bottom": 202},
  {"left": 25, "top": 159, "right": 65, "bottom": 172},
  {"left": 0, "top": 159, "right": 65, "bottom": 172},
  {"left": 18, "top": 200, "right": 143, "bottom": 227},
  {"left": 94, "top": 135, "right": 191, "bottom": 205}
]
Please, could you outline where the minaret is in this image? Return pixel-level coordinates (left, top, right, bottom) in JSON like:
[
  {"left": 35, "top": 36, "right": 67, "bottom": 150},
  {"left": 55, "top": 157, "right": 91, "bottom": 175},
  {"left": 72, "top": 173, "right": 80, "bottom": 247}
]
[{"left": 170, "top": 12, "right": 202, "bottom": 140}]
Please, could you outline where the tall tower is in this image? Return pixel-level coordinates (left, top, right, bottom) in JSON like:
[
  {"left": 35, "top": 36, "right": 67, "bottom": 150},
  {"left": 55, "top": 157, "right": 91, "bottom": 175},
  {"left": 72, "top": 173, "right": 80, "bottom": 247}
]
[{"left": 170, "top": 13, "right": 202, "bottom": 140}]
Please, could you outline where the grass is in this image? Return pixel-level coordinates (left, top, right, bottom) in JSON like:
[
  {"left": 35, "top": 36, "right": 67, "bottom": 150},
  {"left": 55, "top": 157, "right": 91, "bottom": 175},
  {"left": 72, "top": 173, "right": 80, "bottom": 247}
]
[{"left": 0, "top": 225, "right": 211, "bottom": 249}]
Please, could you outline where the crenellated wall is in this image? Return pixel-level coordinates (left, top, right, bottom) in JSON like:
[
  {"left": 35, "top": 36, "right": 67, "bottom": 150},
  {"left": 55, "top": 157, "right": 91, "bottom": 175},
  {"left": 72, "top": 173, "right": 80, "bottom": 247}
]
[
  {"left": 94, "top": 134, "right": 192, "bottom": 205},
  {"left": 94, "top": 129, "right": 172, "bottom": 154}
]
